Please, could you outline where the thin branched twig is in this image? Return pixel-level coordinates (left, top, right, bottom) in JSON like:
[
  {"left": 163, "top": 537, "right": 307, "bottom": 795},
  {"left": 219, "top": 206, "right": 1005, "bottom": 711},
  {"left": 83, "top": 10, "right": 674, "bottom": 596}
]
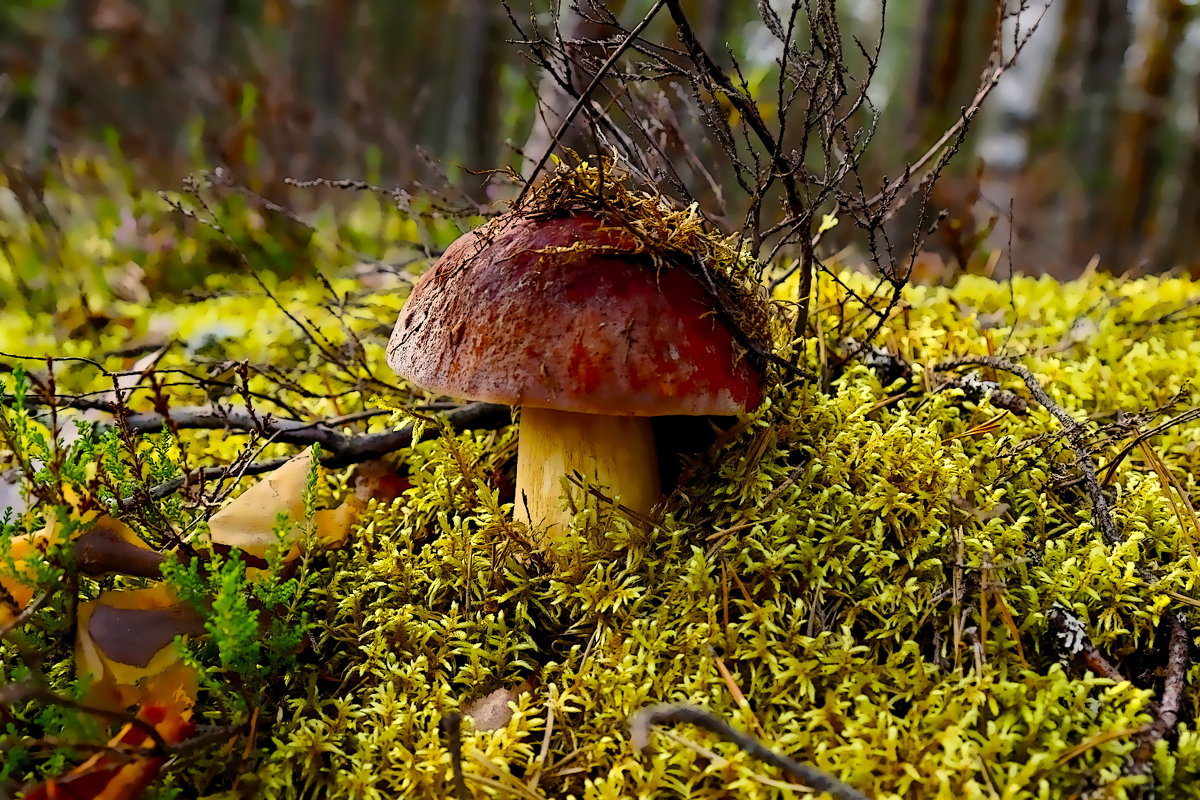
[
  {"left": 134, "top": 402, "right": 511, "bottom": 504},
  {"left": 935, "top": 355, "right": 1118, "bottom": 544}
]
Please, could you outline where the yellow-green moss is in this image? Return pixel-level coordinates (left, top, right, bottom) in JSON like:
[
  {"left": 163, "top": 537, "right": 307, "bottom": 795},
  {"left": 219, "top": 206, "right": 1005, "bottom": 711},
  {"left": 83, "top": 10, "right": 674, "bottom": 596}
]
[
  {"left": 286, "top": 271, "right": 1200, "bottom": 799},
  {"left": 4, "top": 185, "right": 1200, "bottom": 797},
  {"left": 225, "top": 274, "right": 1200, "bottom": 797}
]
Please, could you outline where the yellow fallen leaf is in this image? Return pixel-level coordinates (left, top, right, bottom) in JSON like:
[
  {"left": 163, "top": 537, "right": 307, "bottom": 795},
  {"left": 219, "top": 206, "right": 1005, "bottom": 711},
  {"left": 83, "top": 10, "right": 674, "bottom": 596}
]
[
  {"left": 206, "top": 450, "right": 313, "bottom": 561},
  {"left": 76, "top": 585, "right": 204, "bottom": 712},
  {"left": 21, "top": 659, "right": 200, "bottom": 800},
  {"left": 2, "top": 514, "right": 80, "bottom": 611},
  {"left": 206, "top": 447, "right": 359, "bottom": 565},
  {"left": 312, "top": 501, "right": 359, "bottom": 551}
]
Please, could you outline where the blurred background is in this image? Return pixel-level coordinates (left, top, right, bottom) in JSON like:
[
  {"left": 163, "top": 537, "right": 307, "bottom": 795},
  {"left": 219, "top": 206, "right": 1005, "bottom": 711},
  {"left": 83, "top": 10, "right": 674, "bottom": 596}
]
[{"left": 3, "top": 0, "right": 1200, "bottom": 285}]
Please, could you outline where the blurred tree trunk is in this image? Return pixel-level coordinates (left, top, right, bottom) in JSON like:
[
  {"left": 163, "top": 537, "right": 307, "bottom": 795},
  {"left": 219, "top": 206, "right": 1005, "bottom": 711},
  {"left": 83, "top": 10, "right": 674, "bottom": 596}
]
[
  {"left": 977, "top": 0, "right": 1064, "bottom": 274},
  {"left": 905, "top": 2, "right": 999, "bottom": 151},
  {"left": 364, "top": 1, "right": 420, "bottom": 181},
  {"left": 1164, "top": 60, "right": 1200, "bottom": 275},
  {"left": 314, "top": 0, "right": 357, "bottom": 166},
  {"left": 449, "top": 0, "right": 503, "bottom": 194},
  {"left": 1020, "top": 0, "right": 1131, "bottom": 270},
  {"left": 696, "top": 0, "right": 730, "bottom": 56},
  {"left": 1075, "top": 0, "right": 1131, "bottom": 170},
  {"left": 184, "top": 0, "right": 236, "bottom": 154},
  {"left": 414, "top": 2, "right": 460, "bottom": 167},
  {"left": 468, "top": 3, "right": 505, "bottom": 178},
  {"left": 906, "top": 0, "right": 966, "bottom": 151},
  {"left": 1107, "top": 0, "right": 1191, "bottom": 270},
  {"left": 192, "top": 0, "right": 237, "bottom": 71},
  {"left": 1072, "top": 0, "right": 1132, "bottom": 265},
  {"left": 280, "top": 0, "right": 358, "bottom": 178},
  {"left": 895, "top": 1, "right": 998, "bottom": 271},
  {"left": 23, "top": 0, "right": 88, "bottom": 182},
  {"left": 1040, "top": 0, "right": 1085, "bottom": 134},
  {"left": 522, "top": 0, "right": 627, "bottom": 178}
]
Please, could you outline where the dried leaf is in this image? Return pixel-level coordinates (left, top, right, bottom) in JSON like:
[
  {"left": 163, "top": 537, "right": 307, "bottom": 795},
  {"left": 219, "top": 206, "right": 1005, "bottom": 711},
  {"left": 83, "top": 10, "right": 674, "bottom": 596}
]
[
  {"left": 75, "top": 516, "right": 164, "bottom": 578},
  {"left": 76, "top": 586, "right": 203, "bottom": 712},
  {"left": 1, "top": 514, "right": 75, "bottom": 611},
  {"left": 1, "top": 529, "right": 52, "bottom": 611},
  {"left": 2, "top": 514, "right": 157, "bottom": 616},
  {"left": 20, "top": 687, "right": 197, "bottom": 800},
  {"left": 206, "top": 447, "right": 361, "bottom": 563},
  {"left": 206, "top": 450, "right": 314, "bottom": 561},
  {"left": 24, "top": 591, "right": 202, "bottom": 800}
]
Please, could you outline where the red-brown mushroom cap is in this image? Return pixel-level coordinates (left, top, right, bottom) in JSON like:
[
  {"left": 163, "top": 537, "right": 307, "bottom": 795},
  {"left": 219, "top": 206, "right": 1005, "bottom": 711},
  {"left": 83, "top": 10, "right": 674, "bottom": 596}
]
[{"left": 387, "top": 213, "right": 763, "bottom": 416}]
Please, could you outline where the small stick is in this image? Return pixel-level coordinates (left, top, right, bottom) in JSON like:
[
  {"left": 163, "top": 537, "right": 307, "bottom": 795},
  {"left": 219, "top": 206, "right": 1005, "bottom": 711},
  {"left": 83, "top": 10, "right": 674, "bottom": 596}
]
[
  {"left": 441, "top": 712, "right": 470, "bottom": 800},
  {"left": 518, "top": 0, "right": 671, "bottom": 197},
  {"left": 0, "top": 679, "right": 170, "bottom": 755},
  {"left": 1154, "top": 612, "right": 1190, "bottom": 740},
  {"left": 1050, "top": 605, "right": 1192, "bottom": 791},
  {"left": 1046, "top": 605, "right": 1127, "bottom": 683},
  {"left": 630, "top": 703, "right": 870, "bottom": 800},
  {"left": 1130, "top": 611, "right": 1190, "bottom": 778},
  {"left": 133, "top": 402, "right": 511, "bottom": 504}
]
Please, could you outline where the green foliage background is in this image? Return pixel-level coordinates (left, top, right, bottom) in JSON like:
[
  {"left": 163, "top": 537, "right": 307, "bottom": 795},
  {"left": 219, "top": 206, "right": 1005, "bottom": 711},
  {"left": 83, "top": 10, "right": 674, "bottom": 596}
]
[{"left": 3, "top": 164, "right": 1200, "bottom": 798}]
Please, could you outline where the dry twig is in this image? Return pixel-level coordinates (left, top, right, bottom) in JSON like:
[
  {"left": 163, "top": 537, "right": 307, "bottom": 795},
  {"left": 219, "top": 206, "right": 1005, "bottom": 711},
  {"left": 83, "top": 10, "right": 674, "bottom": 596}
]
[
  {"left": 0, "top": 679, "right": 170, "bottom": 755},
  {"left": 1130, "top": 611, "right": 1190, "bottom": 783},
  {"left": 136, "top": 402, "right": 511, "bottom": 504},
  {"left": 1048, "top": 604, "right": 1191, "bottom": 794},
  {"left": 519, "top": 0, "right": 670, "bottom": 197},
  {"left": 1046, "top": 604, "right": 1127, "bottom": 683},
  {"left": 630, "top": 703, "right": 870, "bottom": 800},
  {"left": 934, "top": 355, "right": 1118, "bottom": 544},
  {"left": 441, "top": 711, "right": 471, "bottom": 800}
]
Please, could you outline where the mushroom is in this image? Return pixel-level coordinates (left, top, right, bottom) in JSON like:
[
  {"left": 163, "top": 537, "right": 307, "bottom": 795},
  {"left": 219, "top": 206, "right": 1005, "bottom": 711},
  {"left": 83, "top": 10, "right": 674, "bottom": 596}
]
[{"left": 387, "top": 212, "right": 762, "bottom": 549}]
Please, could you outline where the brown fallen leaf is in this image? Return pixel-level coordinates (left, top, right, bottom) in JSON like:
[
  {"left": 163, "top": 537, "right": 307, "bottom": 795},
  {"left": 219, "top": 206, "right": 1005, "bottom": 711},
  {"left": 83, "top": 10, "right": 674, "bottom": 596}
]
[
  {"left": 74, "top": 517, "right": 165, "bottom": 579},
  {"left": 20, "top": 684, "right": 198, "bottom": 800},
  {"left": 76, "top": 585, "right": 204, "bottom": 713},
  {"left": 22, "top": 589, "right": 204, "bottom": 800},
  {"left": 2, "top": 513, "right": 162, "bottom": 622}
]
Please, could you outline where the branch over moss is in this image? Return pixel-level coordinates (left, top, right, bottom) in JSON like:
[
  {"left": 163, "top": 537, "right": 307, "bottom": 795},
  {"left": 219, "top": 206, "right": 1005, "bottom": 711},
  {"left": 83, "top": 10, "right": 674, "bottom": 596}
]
[
  {"left": 138, "top": 402, "right": 511, "bottom": 502},
  {"left": 631, "top": 704, "right": 871, "bottom": 800},
  {"left": 934, "top": 354, "right": 1119, "bottom": 545}
]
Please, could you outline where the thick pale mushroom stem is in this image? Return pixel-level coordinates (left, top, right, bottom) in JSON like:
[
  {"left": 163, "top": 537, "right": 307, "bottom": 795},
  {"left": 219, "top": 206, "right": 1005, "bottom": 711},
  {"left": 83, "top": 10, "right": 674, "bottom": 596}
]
[{"left": 515, "top": 407, "right": 661, "bottom": 543}]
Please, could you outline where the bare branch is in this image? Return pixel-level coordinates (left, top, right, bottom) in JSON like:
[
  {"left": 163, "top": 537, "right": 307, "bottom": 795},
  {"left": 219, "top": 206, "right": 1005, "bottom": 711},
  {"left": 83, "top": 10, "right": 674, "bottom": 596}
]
[
  {"left": 934, "top": 355, "right": 1118, "bottom": 545},
  {"left": 441, "top": 712, "right": 471, "bottom": 800},
  {"left": 136, "top": 402, "right": 511, "bottom": 504},
  {"left": 0, "top": 679, "right": 171, "bottom": 755},
  {"left": 519, "top": 0, "right": 670, "bottom": 196},
  {"left": 1130, "top": 611, "right": 1190, "bottom": 783},
  {"left": 630, "top": 703, "right": 870, "bottom": 800},
  {"left": 1046, "top": 604, "right": 1128, "bottom": 682}
]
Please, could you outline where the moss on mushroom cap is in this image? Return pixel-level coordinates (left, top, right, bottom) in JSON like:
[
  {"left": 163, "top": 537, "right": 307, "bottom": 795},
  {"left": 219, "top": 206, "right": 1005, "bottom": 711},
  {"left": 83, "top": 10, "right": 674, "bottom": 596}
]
[{"left": 511, "top": 158, "right": 776, "bottom": 367}]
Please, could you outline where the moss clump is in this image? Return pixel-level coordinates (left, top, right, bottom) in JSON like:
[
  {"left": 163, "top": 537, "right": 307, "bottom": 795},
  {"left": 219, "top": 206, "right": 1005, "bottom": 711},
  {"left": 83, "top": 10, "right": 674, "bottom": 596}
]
[
  {"left": 221, "top": 271, "right": 1199, "bottom": 798},
  {"left": 3, "top": 177, "right": 1200, "bottom": 797}
]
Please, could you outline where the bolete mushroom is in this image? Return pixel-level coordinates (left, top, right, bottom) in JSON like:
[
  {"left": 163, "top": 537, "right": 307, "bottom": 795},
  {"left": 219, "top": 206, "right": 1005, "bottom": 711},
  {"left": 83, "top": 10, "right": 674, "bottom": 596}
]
[{"left": 387, "top": 211, "right": 763, "bottom": 548}]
